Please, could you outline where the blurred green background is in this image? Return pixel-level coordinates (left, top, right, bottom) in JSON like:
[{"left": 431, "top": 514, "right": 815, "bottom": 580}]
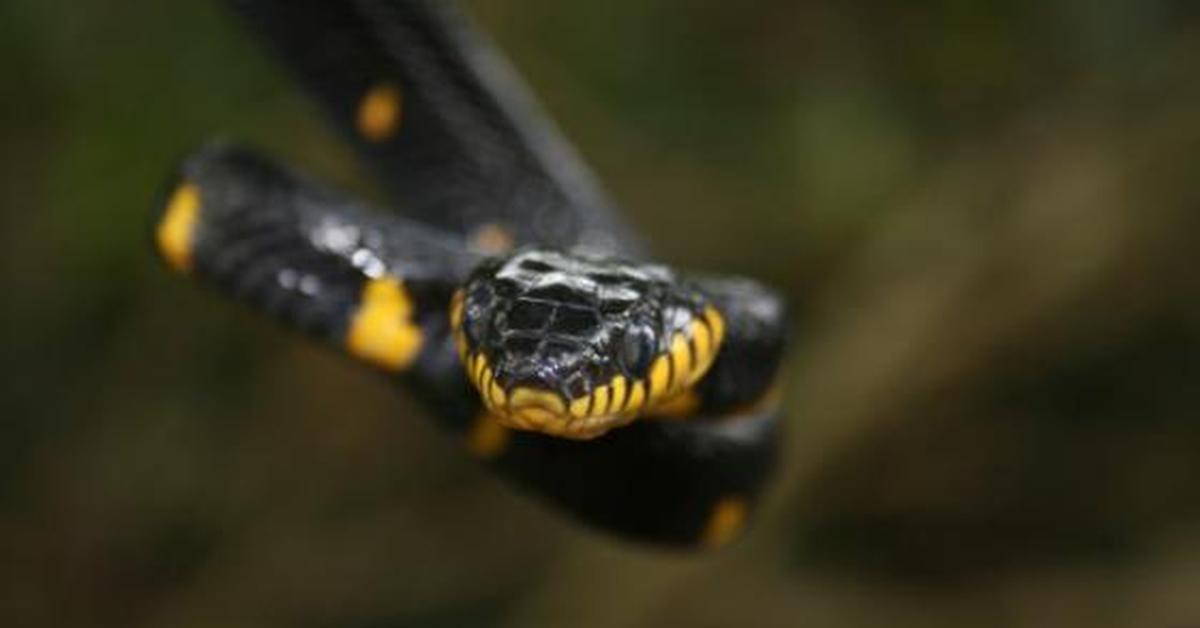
[{"left": 4, "top": 0, "right": 1200, "bottom": 626}]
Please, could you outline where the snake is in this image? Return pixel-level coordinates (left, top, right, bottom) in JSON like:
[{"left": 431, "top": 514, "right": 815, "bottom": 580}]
[{"left": 151, "top": 0, "right": 788, "bottom": 548}]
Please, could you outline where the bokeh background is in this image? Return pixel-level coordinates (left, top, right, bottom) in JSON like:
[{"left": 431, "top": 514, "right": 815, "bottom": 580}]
[{"left": 4, "top": 0, "right": 1200, "bottom": 626}]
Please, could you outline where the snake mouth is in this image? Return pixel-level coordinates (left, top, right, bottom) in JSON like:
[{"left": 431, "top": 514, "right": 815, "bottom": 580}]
[
  {"left": 493, "top": 387, "right": 636, "bottom": 440},
  {"left": 452, "top": 328, "right": 719, "bottom": 440},
  {"left": 456, "top": 345, "right": 637, "bottom": 439}
]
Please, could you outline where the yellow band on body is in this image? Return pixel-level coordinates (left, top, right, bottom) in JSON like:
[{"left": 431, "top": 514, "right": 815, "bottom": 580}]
[
  {"left": 156, "top": 183, "right": 202, "bottom": 273},
  {"left": 346, "top": 276, "right": 423, "bottom": 371}
]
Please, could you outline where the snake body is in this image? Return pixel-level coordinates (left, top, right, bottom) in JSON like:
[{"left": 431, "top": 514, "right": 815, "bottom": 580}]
[{"left": 152, "top": 0, "right": 787, "bottom": 547}]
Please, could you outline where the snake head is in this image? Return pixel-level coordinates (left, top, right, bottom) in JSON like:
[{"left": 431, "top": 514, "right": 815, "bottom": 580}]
[{"left": 450, "top": 249, "right": 726, "bottom": 439}]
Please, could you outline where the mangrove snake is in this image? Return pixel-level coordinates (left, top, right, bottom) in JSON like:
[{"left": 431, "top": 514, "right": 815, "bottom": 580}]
[{"left": 152, "top": 0, "right": 788, "bottom": 548}]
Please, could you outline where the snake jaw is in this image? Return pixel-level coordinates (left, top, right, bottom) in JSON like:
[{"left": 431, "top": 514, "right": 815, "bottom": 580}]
[
  {"left": 457, "top": 331, "right": 648, "bottom": 439},
  {"left": 475, "top": 381, "right": 634, "bottom": 440},
  {"left": 500, "top": 387, "right": 565, "bottom": 431},
  {"left": 456, "top": 342, "right": 641, "bottom": 439}
]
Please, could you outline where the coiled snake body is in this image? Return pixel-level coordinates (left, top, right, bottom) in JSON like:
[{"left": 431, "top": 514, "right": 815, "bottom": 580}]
[{"left": 153, "top": 0, "right": 787, "bottom": 548}]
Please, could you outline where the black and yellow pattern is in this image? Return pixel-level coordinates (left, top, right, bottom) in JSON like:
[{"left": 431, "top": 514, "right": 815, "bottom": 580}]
[
  {"left": 151, "top": 144, "right": 475, "bottom": 381},
  {"left": 224, "top": 0, "right": 643, "bottom": 255},
  {"left": 451, "top": 250, "right": 734, "bottom": 439},
  {"left": 152, "top": 0, "right": 788, "bottom": 548}
]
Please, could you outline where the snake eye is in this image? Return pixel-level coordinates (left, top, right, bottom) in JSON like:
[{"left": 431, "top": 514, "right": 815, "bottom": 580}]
[{"left": 619, "top": 325, "right": 655, "bottom": 375}]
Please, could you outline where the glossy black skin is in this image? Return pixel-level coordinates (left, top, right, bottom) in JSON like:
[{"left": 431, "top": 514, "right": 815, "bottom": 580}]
[
  {"left": 690, "top": 277, "right": 788, "bottom": 415},
  {"left": 459, "top": 249, "right": 706, "bottom": 396},
  {"left": 226, "top": 0, "right": 642, "bottom": 255},
  {"left": 165, "top": 145, "right": 476, "bottom": 386},
  {"left": 152, "top": 0, "right": 789, "bottom": 546}
]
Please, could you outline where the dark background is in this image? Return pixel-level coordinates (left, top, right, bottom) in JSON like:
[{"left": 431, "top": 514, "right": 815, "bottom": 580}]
[{"left": 4, "top": 1, "right": 1200, "bottom": 626}]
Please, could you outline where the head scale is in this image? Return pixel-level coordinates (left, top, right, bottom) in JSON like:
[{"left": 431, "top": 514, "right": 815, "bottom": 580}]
[{"left": 450, "top": 249, "right": 725, "bottom": 439}]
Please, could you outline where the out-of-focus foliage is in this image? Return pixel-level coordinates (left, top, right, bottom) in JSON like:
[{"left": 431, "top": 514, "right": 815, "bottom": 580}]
[{"left": 3, "top": 0, "right": 1200, "bottom": 626}]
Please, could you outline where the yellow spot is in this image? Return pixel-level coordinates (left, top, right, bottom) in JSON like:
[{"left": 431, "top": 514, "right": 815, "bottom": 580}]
[
  {"left": 479, "top": 364, "right": 494, "bottom": 395},
  {"left": 156, "top": 182, "right": 201, "bottom": 273},
  {"left": 593, "top": 385, "right": 612, "bottom": 416},
  {"left": 449, "top": 289, "right": 465, "bottom": 330},
  {"left": 356, "top": 82, "right": 403, "bottom": 142},
  {"left": 624, "top": 381, "right": 647, "bottom": 413},
  {"left": 609, "top": 376, "right": 628, "bottom": 413},
  {"left": 478, "top": 363, "right": 492, "bottom": 393},
  {"left": 471, "top": 223, "right": 515, "bottom": 255},
  {"left": 647, "top": 354, "right": 673, "bottom": 401},
  {"left": 475, "top": 358, "right": 492, "bottom": 393},
  {"left": 482, "top": 366, "right": 496, "bottom": 397},
  {"left": 705, "top": 306, "right": 726, "bottom": 347},
  {"left": 569, "top": 395, "right": 591, "bottom": 419},
  {"left": 702, "top": 496, "right": 749, "bottom": 548},
  {"left": 648, "top": 389, "right": 701, "bottom": 419},
  {"left": 346, "top": 276, "right": 423, "bottom": 371},
  {"left": 669, "top": 332, "right": 693, "bottom": 385},
  {"left": 465, "top": 413, "right": 510, "bottom": 459},
  {"left": 487, "top": 378, "right": 507, "bottom": 408},
  {"left": 692, "top": 320, "right": 713, "bottom": 369},
  {"left": 508, "top": 388, "right": 566, "bottom": 413}
]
